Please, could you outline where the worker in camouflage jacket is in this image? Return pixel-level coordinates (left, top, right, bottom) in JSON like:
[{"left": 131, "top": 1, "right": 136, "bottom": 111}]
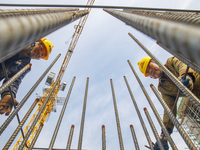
[
  {"left": 137, "top": 56, "right": 200, "bottom": 150},
  {"left": 0, "top": 38, "right": 54, "bottom": 116}
]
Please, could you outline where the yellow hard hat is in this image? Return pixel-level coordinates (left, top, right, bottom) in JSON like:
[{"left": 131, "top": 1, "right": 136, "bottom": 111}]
[
  {"left": 40, "top": 38, "right": 54, "bottom": 60},
  {"left": 137, "top": 57, "right": 151, "bottom": 77}
]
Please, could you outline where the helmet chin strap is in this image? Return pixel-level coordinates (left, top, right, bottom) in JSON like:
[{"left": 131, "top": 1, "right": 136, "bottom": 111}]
[{"left": 27, "top": 43, "right": 35, "bottom": 57}]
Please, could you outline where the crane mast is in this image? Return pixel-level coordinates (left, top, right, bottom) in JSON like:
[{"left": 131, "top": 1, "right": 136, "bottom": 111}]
[{"left": 13, "top": 1, "right": 95, "bottom": 149}]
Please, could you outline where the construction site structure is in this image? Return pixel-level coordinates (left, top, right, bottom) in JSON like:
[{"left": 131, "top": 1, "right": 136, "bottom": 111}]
[{"left": 1, "top": 4, "right": 200, "bottom": 150}]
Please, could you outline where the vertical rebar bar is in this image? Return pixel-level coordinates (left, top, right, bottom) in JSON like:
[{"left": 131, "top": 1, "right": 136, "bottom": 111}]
[
  {"left": 49, "top": 76, "right": 76, "bottom": 150},
  {"left": 103, "top": 9, "right": 200, "bottom": 69},
  {"left": 77, "top": 77, "right": 89, "bottom": 150},
  {"left": 150, "top": 84, "right": 197, "bottom": 150},
  {"left": 157, "top": 42, "right": 200, "bottom": 74},
  {"left": 144, "top": 108, "right": 165, "bottom": 150},
  {"left": 130, "top": 125, "right": 140, "bottom": 150},
  {"left": 102, "top": 125, "right": 106, "bottom": 150},
  {"left": 0, "top": 10, "right": 88, "bottom": 62},
  {"left": 66, "top": 125, "right": 75, "bottom": 150},
  {"left": 18, "top": 72, "right": 62, "bottom": 150},
  {"left": 0, "top": 54, "right": 61, "bottom": 135},
  {"left": 127, "top": 60, "right": 178, "bottom": 150},
  {"left": 3, "top": 98, "right": 39, "bottom": 150},
  {"left": 0, "top": 63, "right": 31, "bottom": 94},
  {"left": 128, "top": 33, "right": 200, "bottom": 106},
  {"left": 123, "top": 76, "right": 154, "bottom": 150},
  {"left": 110, "top": 79, "right": 125, "bottom": 150}
]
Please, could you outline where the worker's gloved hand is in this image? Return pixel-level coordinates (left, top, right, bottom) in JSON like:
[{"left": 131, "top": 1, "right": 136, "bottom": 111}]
[
  {"left": 178, "top": 75, "right": 194, "bottom": 94},
  {"left": 153, "top": 140, "right": 169, "bottom": 150},
  {"left": 0, "top": 95, "right": 19, "bottom": 116}
]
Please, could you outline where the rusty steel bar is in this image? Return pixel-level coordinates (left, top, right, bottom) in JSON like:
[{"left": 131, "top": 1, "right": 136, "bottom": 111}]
[
  {"left": 28, "top": 124, "right": 44, "bottom": 150},
  {"left": 66, "top": 125, "right": 75, "bottom": 150},
  {"left": 18, "top": 72, "right": 62, "bottom": 150},
  {"left": 123, "top": 10, "right": 200, "bottom": 26},
  {"left": 0, "top": 63, "right": 31, "bottom": 94},
  {"left": 123, "top": 76, "right": 154, "bottom": 150},
  {"left": 0, "top": 8, "right": 79, "bottom": 17},
  {"left": 77, "top": 77, "right": 89, "bottom": 150},
  {"left": 3, "top": 98, "right": 39, "bottom": 150},
  {"left": 150, "top": 84, "right": 197, "bottom": 150},
  {"left": 0, "top": 4, "right": 200, "bottom": 13},
  {"left": 157, "top": 42, "right": 200, "bottom": 74},
  {"left": 128, "top": 33, "right": 200, "bottom": 106},
  {"left": 103, "top": 9, "right": 200, "bottom": 69},
  {"left": 130, "top": 125, "right": 140, "bottom": 150},
  {"left": 0, "top": 54, "right": 60, "bottom": 135},
  {"left": 49, "top": 77, "right": 76, "bottom": 150},
  {"left": 110, "top": 79, "right": 125, "bottom": 150},
  {"left": 144, "top": 108, "right": 165, "bottom": 150},
  {"left": 127, "top": 60, "right": 178, "bottom": 150},
  {"left": 102, "top": 125, "right": 106, "bottom": 150},
  {"left": 0, "top": 9, "right": 88, "bottom": 63}
]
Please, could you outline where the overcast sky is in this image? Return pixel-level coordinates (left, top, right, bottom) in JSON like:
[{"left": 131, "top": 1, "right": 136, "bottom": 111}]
[{"left": 0, "top": 0, "right": 200, "bottom": 150}]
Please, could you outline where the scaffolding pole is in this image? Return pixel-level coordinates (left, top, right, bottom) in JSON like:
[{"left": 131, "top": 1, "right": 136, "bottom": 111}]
[
  {"left": 128, "top": 33, "right": 200, "bottom": 107},
  {"left": 49, "top": 77, "right": 76, "bottom": 150},
  {"left": 0, "top": 9, "right": 88, "bottom": 62},
  {"left": 103, "top": 9, "right": 200, "bottom": 69},
  {"left": 77, "top": 77, "right": 89, "bottom": 150},
  {"left": 66, "top": 125, "right": 75, "bottom": 150},
  {"left": 144, "top": 108, "right": 164, "bottom": 150},
  {"left": 150, "top": 84, "right": 197, "bottom": 150},
  {"left": 110, "top": 79, "right": 124, "bottom": 150},
  {"left": 123, "top": 76, "right": 153, "bottom": 150},
  {"left": 0, "top": 54, "right": 61, "bottom": 135},
  {"left": 127, "top": 60, "right": 178, "bottom": 150},
  {"left": 102, "top": 125, "right": 106, "bottom": 150},
  {"left": 130, "top": 125, "right": 140, "bottom": 150}
]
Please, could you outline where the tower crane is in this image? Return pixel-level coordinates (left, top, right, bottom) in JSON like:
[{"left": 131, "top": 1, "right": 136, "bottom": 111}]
[{"left": 13, "top": 0, "right": 95, "bottom": 149}]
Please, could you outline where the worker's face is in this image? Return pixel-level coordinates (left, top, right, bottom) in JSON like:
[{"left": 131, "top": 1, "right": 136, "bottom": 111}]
[
  {"left": 30, "top": 42, "right": 47, "bottom": 59},
  {"left": 146, "top": 61, "right": 163, "bottom": 79}
]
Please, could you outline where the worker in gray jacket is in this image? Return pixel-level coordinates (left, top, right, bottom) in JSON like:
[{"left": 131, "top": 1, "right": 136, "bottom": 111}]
[
  {"left": 0, "top": 38, "right": 54, "bottom": 116},
  {"left": 138, "top": 56, "right": 200, "bottom": 150}
]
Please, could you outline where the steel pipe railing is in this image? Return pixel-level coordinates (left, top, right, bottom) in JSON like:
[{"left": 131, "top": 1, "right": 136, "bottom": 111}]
[
  {"left": 102, "top": 125, "right": 106, "bottom": 150},
  {"left": 0, "top": 54, "right": 60, "bottom": 135},
  {"left": 130, "top": 125, "right": 140, "bottom": 150},
  {"left": 127, "top": 60, "right": 178, "bottom": 150},
  {"left": 0, "top": 9, "right": 88, "bottom": 62},
  {"left": 103, "top": 9, "right": 200, "bottom": 69},
  {"left": 66, "top": 125, "right": 75, "bottom": 150},
  {"left": 0, "top": 63, "right": 31, "bottom": 94},
  {"left": 151, "top": 84, "right": 197, "bottom": 150},
  {"left": 128, "top": 33, "right": 200, "bottom": 106},
  {"left": 77, "top": 77, "right": 89, "bottom": 150},
  {"left": 49, "top": 76, "right": 76, "bottom": 150},
  {"left": 123, "top": 76, "right": 154, "bottom": 150},
  {"left": 110, "top": 79, "right": 124, "bottom": 150},
  {"left": 144, "top": 108, "right": 165, "bottom": 150}
]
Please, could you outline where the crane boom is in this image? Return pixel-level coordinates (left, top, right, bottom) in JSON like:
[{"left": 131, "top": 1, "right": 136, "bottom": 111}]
[{"left": 13, "top": 0, "right": 95, "bottom": 149}]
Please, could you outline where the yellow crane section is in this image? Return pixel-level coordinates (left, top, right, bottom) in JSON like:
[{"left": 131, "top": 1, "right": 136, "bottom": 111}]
[{"left": 13, "top": 0, "right": 95, "bottom": 149}]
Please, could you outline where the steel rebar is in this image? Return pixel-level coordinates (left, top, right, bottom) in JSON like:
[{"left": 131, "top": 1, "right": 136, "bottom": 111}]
[
  {"left": 77, "top": 77, "right": 89, "bottom": 150},
  {"left": 104, "top": 9, "right": 200, "bottom": 69},
  {"left": 130, "top": 125, "right": 140, "bottom": 150},
  {"left": 0, "top": 63, "right": 31, "bottom": 94},
  {"left": 102, "top": 125, "right": 106, "bottom": 150},
  {"left": 110, "top": 79, "right": 125, "bottom": 150},
  {"left": 66, "top": 125, "right": 75, "bottom": 150},
  {"left": 128, "top": 33, "right": 200, "bottom": 106},
  {"left": 127, "top": 60, "right": 178, "bottom": 150},
  {"left": 0, "top": 9, "right": 88, "bottom": 62},
  {"left": 144, "top": 108, "right": 165, "bottom": 150},
  {"left": 123, "top": 76, "right": 154, "bottom": 150},
  {"left": 49, "top": 77, "right": 76, "bottom": 150},
  {"left": 0, "top": 54, "right": 60, "bottom": 135},
  {"left": 151, "top": 84, "right": 197, "bottom": 150}
]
